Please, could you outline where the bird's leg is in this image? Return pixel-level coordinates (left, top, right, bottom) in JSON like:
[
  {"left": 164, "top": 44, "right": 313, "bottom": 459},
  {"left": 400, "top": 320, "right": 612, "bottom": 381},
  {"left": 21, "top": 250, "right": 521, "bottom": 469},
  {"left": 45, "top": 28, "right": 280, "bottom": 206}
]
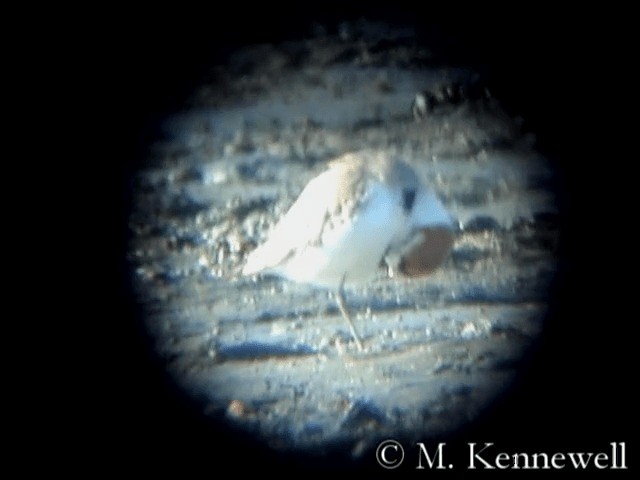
[{"left": 336, "top": 275, "right": 363, "bottom": 352}]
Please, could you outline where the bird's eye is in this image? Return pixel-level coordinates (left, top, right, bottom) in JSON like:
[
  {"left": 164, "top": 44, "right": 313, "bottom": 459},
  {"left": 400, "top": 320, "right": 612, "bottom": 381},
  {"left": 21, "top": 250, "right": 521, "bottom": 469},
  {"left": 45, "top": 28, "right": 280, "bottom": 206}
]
[{"left": 402, "top": 188, "right": 416, "bottom": 212}]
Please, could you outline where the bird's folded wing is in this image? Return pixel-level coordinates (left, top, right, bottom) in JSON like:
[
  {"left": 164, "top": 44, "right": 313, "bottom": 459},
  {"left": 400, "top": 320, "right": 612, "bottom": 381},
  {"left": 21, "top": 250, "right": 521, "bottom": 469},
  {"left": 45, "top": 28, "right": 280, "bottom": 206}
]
[{"left": 242, "top": 171, "right": 338, "bottom": 275}]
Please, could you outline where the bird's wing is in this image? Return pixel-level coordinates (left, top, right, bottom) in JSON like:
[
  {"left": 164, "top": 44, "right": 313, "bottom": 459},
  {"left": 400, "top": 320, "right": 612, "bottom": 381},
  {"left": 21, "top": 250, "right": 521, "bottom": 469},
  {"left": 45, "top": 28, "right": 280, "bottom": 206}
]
[{"left": 242, "top": 170, "right": 339, "bottom": 275}]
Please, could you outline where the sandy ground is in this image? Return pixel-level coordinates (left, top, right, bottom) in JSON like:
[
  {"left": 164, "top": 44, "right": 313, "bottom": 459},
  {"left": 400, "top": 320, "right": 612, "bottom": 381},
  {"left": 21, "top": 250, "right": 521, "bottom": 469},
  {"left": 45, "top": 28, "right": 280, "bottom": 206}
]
[{"left": 128, "top": 22, "right": 558, "bottom": 458}]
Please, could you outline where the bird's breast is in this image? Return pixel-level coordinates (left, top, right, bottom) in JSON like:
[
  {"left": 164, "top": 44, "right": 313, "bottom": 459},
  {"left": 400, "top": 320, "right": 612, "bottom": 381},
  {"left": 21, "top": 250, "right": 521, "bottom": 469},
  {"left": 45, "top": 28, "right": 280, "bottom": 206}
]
[{"left": 307, "top": 183, "right": 408, "bottom": 285}]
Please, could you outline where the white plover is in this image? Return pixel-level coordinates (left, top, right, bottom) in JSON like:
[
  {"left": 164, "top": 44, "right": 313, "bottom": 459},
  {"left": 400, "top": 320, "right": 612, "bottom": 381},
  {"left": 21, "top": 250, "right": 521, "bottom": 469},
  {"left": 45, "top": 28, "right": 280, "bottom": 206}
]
[{"left": 243, "top": 151, "right": 454, "bottom": 350}]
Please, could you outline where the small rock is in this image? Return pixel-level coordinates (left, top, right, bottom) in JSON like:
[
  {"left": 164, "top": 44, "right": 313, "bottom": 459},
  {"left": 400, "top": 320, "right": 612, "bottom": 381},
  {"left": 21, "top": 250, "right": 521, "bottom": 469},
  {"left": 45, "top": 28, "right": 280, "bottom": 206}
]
[
  {"left": 226, "top": 399, "right": 256, "bottom": 420},
  {"left": 342, "top": 399, "right": 387, "bottom": 429}
]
